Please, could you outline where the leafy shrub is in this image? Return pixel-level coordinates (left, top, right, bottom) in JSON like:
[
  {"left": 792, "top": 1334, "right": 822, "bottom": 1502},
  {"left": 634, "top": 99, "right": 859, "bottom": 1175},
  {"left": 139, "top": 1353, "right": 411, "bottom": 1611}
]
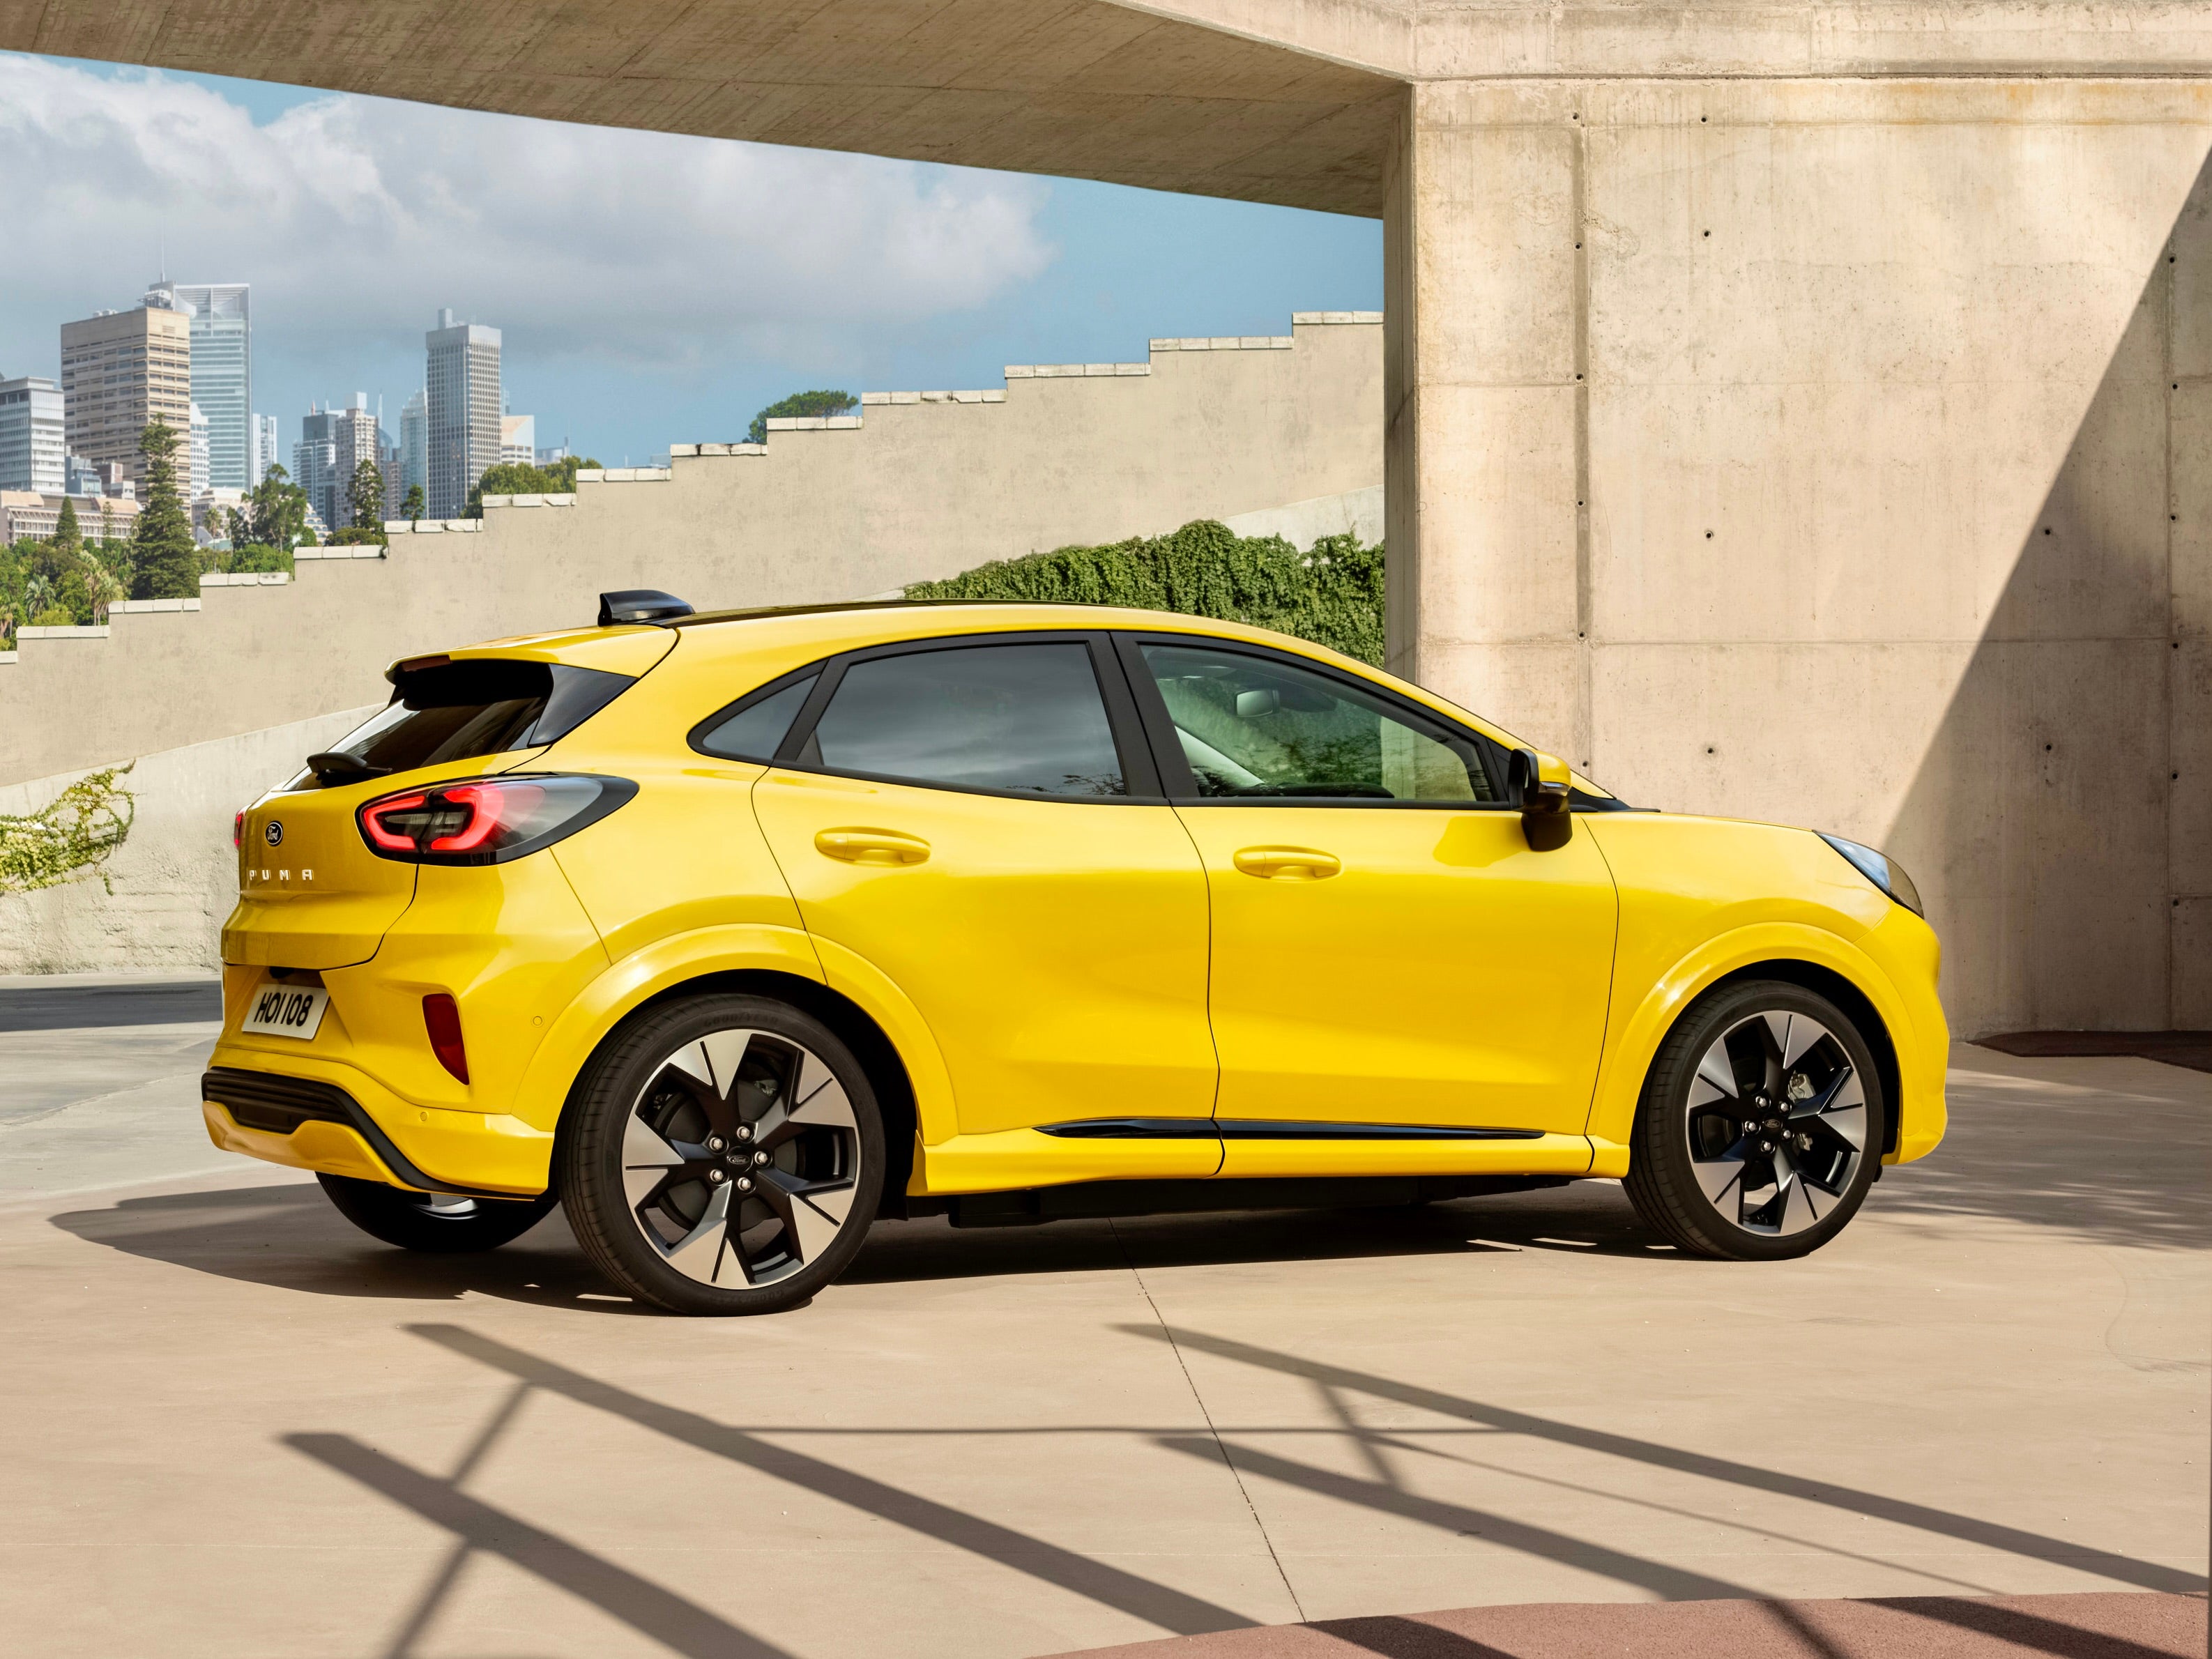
[
  {"left": 224, "top": 544, "right": 295, "bottom": 574},
  {"left": 905, "top": 519, "right": 1385, "bottom": 666},
  {"left": 0, "top": 765, "right": 135, "bottom": 894}
]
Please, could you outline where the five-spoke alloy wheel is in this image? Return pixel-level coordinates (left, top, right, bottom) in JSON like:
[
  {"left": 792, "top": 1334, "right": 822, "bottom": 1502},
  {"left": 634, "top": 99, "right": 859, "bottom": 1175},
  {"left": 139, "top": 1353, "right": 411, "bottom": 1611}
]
[
  {"left": 1624, "top": 980, "right": 1885, "bottom": 1260},
  {"left": 560, "top": 994, "right": 885, "bottom": 1313}
]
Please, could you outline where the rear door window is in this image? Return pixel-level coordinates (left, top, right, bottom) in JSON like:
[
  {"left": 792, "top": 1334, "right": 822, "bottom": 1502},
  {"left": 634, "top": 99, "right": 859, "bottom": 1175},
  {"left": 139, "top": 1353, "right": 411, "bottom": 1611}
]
[{"left": 796, "top": 641, "right": 1126, "bottom": 797}]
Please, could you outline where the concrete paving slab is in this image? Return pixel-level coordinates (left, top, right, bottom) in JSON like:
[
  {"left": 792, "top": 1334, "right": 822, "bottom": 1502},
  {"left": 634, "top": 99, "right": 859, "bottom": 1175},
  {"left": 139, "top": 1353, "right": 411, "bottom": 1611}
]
[{"left": 0, "top": 1042, "right": 2203, "bottom": 1658}]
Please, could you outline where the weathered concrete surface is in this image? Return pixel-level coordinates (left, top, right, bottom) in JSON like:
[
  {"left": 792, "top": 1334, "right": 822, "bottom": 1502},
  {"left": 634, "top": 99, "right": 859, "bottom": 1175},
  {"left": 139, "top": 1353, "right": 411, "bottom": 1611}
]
[
  {"left": 0, "top": 708, "right": 375, "bottom": 972},
  {"left": 1385, "top": 79, "right": 2212, "bottom": 1038},
  {"left": 0, "top": 319, "right": 1382, "bottom": 788},
  {"left": 1, "top": 1033, "right": 2203, "bottom": 1657}
]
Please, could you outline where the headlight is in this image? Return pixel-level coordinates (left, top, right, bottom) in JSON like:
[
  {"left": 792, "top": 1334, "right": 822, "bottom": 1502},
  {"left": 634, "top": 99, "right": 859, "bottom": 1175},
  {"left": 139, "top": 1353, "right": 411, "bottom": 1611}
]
[{"left": 1817, "top": 833, "right": 1924, "bottom": 917}]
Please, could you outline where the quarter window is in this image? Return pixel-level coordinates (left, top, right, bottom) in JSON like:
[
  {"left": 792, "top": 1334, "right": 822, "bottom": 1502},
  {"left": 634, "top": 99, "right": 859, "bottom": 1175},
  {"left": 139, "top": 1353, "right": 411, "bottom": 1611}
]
[
  {"left": 804, "top": 642, "right": 1125, "bottom": 797},
  {"left": 1137, "top": 642, "right": 1497, "bottom": 803},
  {"left": 695, "top": 673, "right": 816, "bottom": 763}
]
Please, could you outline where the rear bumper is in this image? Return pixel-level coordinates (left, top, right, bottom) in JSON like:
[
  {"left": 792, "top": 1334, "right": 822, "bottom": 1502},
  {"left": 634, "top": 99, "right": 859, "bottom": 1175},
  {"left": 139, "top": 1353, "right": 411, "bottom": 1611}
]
[{"left": 200, "top": 1051, "right": 555, "bottom": 1195}]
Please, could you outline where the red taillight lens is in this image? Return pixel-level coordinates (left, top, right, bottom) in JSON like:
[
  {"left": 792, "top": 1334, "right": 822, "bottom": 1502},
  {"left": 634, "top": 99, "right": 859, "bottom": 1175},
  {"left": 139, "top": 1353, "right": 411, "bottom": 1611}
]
[
  {"left": 422, "top": 993, "right": 468, "bottom": 1082},
  {"left": 355, "top": 775, "right": 633, "bottom": 865},
  {"left": 233, "top": 810, "right": 245, "bottom": 849}
]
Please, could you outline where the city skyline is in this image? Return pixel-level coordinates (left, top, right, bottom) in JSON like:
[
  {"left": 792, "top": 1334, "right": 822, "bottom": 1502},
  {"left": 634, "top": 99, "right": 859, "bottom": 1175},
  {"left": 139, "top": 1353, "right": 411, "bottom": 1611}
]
[{"left": 0, "top": 52, "right": 1379, "bottom": 472}]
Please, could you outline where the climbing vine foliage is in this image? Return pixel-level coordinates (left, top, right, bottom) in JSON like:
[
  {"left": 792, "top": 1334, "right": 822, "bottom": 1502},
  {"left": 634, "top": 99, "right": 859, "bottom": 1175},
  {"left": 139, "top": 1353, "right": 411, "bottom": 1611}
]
[
  {"left": 905, "top": 519, "right": 1385, "bottom": 666},
  {"left": 0, "top": 766, "right": 136, "bottom": 895}
]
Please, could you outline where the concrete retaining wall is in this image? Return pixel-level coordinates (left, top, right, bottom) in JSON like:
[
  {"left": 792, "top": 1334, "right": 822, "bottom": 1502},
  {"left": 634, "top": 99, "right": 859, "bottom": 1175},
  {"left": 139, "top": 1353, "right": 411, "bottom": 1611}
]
[{"left": 0, "top": 314, "right": 1382, "bottom": 788}]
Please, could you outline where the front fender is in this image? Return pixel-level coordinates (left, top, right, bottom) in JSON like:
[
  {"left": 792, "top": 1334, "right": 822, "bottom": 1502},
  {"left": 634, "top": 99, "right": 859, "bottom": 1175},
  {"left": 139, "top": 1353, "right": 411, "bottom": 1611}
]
[{"left": 1583, "top": 921, "right": 1922, "bottom": 1173}]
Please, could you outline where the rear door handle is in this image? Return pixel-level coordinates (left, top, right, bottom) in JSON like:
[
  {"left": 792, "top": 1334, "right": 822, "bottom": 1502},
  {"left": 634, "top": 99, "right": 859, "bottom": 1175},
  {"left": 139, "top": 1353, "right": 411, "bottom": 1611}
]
[
  {"left": 1232, "top": 846, "right": 1341, "bottom": 880},
  {"left": 814, "top": 827, "right": 931, "bottom": 867}
]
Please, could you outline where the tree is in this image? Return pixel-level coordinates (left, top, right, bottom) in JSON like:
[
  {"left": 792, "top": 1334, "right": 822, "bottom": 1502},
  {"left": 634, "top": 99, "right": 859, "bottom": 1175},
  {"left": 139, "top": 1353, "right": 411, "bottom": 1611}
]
[
  {"left": 130, "top": 418, "right": 199, "bottom": 600},
  {"left": 51, "top": 497, "right": 82, "bottom": 558},
  {"left": 348, "top": 457, "right": 386, "bottom": 533},
  {"left": 232, "top": 464, "right": 310, "bottom": 552},
  {"left": 402, "top": 484, "right": 425, "bottom": 525},
  {"left": 747, "top": 390, "right": 856, "bottom": 445},
  {"left": 462, "top": 455, "right": 602, "bottom": 518}
]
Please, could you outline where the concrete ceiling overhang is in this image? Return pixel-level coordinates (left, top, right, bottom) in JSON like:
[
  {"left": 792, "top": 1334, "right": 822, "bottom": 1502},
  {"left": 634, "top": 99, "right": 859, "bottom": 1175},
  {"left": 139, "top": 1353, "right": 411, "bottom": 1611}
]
[{"left": 0, "top": 0, "right": 1409, "bottom": 217}]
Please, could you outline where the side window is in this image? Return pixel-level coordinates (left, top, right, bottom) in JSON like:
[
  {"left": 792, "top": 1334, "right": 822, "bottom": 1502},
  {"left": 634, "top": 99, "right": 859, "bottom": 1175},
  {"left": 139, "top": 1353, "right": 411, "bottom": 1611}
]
[
  {"left": 1137, "top": 641, "right": 1497, "bottom": 803},
  {"left": 802, "top": 642, "right": 1126, "bottom": 797},
  {"left": 696, "top": 673, "right": 817, "bottom": 762}
]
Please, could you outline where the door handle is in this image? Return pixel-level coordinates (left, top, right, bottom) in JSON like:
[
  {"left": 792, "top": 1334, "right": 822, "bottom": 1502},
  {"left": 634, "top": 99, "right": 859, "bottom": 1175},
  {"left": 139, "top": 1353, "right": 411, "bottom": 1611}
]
[
  {"left": 814, "top": 827, "right": 931, "bottom": 867},
  {"left": 1232, "top": 846, "right": 1341, "bottom": 880}
]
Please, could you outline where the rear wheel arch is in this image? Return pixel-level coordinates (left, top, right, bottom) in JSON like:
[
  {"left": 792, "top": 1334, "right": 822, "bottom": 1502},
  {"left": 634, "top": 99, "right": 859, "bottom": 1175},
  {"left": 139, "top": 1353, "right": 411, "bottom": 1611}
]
[{"left": 554, "top": 968, "right": 920, "bottom": 1216}]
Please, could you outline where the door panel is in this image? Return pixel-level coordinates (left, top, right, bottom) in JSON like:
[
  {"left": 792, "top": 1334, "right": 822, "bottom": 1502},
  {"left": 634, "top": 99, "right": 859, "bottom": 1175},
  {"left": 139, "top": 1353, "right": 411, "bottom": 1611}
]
[
  {"left": 1177, "top": 806, "right": 1617, "bottom": 1136},
  {"left": 754, "top": 770, "right": 1216, "bottom": 1140}
]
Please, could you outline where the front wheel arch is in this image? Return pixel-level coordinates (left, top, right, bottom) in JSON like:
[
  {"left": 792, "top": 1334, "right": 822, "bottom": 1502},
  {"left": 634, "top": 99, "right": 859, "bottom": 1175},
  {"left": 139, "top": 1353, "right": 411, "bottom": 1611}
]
[{"left": 1698, "top": 961, "right": 1902, "bottom": 1160}]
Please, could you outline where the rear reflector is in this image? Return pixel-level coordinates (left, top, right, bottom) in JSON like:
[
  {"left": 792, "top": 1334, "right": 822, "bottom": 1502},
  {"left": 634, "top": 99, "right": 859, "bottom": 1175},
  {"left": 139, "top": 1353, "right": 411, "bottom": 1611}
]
[
  {"left": 356, "top": 774, "right": 636, "bottom": 866},
  {"left": 233, "top": 810, "right": 245, "bottom": 849},
  {"left": 422, "top": 993, "right": 468, "bottom": 1083}
]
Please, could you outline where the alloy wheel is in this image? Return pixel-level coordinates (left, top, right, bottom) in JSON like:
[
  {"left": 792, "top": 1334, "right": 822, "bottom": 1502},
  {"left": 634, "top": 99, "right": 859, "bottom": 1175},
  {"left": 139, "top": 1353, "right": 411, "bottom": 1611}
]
[
  {"left": 620, "top": 1027, "right": 862, "bottom": 1287},
  {"left": 1681, "top": 1010, "right": 1868, "bottom": 1237}
]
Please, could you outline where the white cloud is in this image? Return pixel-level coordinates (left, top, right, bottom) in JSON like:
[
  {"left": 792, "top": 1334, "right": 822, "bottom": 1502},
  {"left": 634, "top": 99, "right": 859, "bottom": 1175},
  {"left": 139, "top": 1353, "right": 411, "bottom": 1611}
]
[{"left": 0, "top": 53, "right": 1056, "bottom": 379}]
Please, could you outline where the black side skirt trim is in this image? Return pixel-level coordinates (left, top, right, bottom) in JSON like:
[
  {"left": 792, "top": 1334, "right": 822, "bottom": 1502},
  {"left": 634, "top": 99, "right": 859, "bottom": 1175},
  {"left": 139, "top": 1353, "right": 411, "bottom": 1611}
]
[
  {"left": 1038, "top": 1116, "right": 1545, "bottom": 1142},
  {"left": 201, "top": 1066, "right": 539, "bottom": 1200}
]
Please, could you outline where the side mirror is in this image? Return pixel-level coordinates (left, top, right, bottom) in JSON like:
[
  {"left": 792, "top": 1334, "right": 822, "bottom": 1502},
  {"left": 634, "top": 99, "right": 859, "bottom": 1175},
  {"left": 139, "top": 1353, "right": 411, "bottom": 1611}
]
[{"left": 1508, "top": 747, "right": 1573, "bottom": 850}]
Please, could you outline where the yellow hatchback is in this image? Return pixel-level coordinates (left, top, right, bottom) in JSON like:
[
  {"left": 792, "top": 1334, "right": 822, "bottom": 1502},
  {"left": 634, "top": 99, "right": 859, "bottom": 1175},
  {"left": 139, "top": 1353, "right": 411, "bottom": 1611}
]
[{"left": 204, "top": 592, "right": 1946, "bottom": 1313}]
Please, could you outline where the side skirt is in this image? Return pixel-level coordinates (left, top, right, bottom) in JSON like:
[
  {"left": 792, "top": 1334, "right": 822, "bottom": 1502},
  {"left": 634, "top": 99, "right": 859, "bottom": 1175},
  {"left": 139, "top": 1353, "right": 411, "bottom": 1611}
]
[{"left": 913, "top": 1174, "right": 1576, "bottom": 1230}]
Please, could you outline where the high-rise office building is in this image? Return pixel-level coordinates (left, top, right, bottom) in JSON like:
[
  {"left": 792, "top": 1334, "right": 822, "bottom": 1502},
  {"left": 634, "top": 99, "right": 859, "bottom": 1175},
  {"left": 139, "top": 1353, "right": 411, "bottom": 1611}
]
[
  {"left": 146, "top": 282, "right": 251, "bottom": 491},
  {"left": 330, "top": 395, "right": 380, "bottom": 529},
  {"left": 252, "top": 412, "right": 278, "bottom": 487},
  {"left": 399, "top": 390, "right": 427, "bottom": 508},
  {"left": 425, "top": 309, "right": 500, "bottom": 519},
  {"left": 60, "top": 305, "right": 192, "bottom": 494},
  {"left": 188, "top": 402, "right": 210, "bottom": 499},
  {"left": 0, "top": 376, "right": 66, "bottom": 494},
  {"left": 296, "top": 403, "right": 339, "bottom": 535}
]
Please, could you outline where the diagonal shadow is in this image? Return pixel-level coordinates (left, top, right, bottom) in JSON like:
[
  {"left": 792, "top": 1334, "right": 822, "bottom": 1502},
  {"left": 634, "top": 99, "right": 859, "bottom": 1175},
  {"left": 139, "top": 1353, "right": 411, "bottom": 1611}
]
[
  {"left": 1877, "top": 1593, "right": 2198, "bottom": 1659},
  {"left": 286, "top": 1433, "right": 791, "bottom": 1659},
  {"left": 1125, "top": 1326, "right": 2206, "bottom": 1594},
  {"left": 1155, "top": 1433, "right": 1748, "bottom": 1603},
  {"left": 409, "top": 1323, "right": 1252, "bottom": 1637}
]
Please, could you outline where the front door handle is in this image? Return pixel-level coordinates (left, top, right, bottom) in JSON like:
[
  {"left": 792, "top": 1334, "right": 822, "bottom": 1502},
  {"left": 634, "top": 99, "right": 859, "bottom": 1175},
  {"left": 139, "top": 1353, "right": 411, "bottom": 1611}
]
[
  {"left": 1231, "top": 846, "right": 1341, "bottom": 880},
  {"left": 814, "top": 827, "right": 931, "bottom": 867}
]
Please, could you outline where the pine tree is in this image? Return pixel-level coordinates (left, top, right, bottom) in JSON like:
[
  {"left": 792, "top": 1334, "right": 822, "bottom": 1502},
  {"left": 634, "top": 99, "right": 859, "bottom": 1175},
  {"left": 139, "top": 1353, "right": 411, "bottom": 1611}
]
[
  {"left": 130, "top": 418, "right": 199, "bottom": 600},
  {"left": 402, "top": 484, "right": 425, "bottom": 525},
  {"left": 349, "top": 457, "right": 386, "bottom": 532},
  {"left": 51, "top": 496, "right": 82, "bottom": 558}
]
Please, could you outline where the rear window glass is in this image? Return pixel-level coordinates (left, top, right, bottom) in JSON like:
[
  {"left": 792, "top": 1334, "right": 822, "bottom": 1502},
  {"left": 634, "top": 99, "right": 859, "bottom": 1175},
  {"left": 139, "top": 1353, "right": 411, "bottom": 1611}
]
[{"left": 310, "top": 660, "right": 633, "bottom": 786}]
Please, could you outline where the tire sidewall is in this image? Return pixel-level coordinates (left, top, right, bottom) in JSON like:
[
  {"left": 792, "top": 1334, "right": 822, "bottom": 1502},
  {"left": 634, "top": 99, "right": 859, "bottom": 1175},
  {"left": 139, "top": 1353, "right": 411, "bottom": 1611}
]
[
  {"left": 561, "top": 993, "right": 886, "bottom": 1315},
  {"left": 1638, "top": 981, "right": 1886, "bottom": 1262}
]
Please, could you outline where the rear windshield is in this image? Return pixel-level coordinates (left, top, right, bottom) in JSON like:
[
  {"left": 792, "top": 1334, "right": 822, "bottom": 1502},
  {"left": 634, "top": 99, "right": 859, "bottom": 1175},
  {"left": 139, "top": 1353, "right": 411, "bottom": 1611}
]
[{"left": 307, "top": 659, "right": 634, "bottom": 787}]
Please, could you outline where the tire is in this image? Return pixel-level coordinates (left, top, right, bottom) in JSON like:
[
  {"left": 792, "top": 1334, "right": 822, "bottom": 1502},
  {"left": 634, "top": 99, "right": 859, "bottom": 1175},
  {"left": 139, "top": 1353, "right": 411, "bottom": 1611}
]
[
  {"left": 317, "top": 1173, "right": 557, "bottom": 1253},
  {"left": 1623, "top": 979, "right": 1886, "bottom": 1261},
  {"left": 557, "top": 993, "right": 885, "bottom": 1315}
]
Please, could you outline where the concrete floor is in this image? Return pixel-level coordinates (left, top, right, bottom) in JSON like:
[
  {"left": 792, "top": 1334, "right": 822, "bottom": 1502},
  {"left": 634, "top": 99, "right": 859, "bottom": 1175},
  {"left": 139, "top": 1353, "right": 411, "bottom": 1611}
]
[{"left": 1, "top": 988, "right": 2204, "bottom": 1658}]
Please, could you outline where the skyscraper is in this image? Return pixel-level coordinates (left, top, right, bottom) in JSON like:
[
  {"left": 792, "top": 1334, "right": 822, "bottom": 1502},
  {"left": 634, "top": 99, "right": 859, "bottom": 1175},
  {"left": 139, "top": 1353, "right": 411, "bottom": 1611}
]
[
  {"left": 399, "top": 390, "right": 427, "bottom": 508},
  {"left": 146, "top": 282, "right": 251, "bottom": 491},
  {"left": 295, "top": 395, "right": 381, "bottom": 531},
  {"left": 188, "top": 402, "right": 209, "bottom": 499},
  {"left": 60, "top": 305, "right": 192, "bottom": 493},
  {"left": 330, "top": 395, "right": 380, "bottom": 529},
  {"left": 425, "top": 309, "right": 500, "bottom": 519},
  {"left": 0, "top": 376, "right": 66, "bottom": 494},
  {"left": 252, "top": 413, "right": 277, "bottom": 486}
]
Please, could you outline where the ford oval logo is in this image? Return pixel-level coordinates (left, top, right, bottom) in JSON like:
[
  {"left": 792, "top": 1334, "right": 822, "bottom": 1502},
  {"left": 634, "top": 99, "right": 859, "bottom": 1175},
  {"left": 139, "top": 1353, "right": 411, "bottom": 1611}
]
[{"left": 264, "top": 821, "right": 284, "bottom": 847}]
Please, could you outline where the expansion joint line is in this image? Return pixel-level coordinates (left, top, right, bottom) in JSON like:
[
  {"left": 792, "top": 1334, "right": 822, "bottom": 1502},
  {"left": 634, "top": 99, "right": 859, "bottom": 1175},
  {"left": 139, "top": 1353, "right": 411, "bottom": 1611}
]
[{"left": 1109, "top": 1219, "right": 1305, "bottom": 1623}]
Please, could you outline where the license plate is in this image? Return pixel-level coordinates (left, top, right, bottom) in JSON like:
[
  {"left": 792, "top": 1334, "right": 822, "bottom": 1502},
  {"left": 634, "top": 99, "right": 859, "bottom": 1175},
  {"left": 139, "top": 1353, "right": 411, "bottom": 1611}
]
[{"left": 242, "top": 984, "right": 330, "bottom": 1041}]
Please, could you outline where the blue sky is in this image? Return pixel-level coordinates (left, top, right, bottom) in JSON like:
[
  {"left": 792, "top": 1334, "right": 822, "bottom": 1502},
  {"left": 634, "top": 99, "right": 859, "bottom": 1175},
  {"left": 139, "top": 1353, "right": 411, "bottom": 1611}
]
[{"left": 0, "top": 53, "right": 1380, "bottom": 468}]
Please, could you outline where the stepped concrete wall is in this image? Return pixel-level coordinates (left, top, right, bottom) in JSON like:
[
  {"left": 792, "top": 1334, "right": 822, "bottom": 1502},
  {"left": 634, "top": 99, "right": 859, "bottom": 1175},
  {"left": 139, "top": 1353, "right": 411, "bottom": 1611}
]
[{"left": 0, "top": 314, "right": 1382, "bottom": 789}]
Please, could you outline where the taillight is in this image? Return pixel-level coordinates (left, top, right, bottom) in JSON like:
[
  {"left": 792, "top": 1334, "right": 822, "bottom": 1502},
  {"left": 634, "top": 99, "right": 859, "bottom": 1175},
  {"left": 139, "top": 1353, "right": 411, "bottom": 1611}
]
[
  {"left": 356, "top": 774, "right": 636, "bottom": 865},
  {"left": 422, "top": 993, "right": 468, "bottom": 1082},
  {"left": 233, "top": 811, "right": 245, "bottom": 848}
]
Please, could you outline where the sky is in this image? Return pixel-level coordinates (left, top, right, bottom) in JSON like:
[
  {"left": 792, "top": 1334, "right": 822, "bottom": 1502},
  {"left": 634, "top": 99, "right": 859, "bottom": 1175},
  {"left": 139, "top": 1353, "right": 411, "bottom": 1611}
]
[{"left": 0, "top": 52, "right": 1381, "bottom": 468}]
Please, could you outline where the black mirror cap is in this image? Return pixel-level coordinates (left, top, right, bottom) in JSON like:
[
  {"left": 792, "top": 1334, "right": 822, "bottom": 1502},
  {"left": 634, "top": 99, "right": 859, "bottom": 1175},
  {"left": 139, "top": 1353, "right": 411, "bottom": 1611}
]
[
  {"left": 597, "top": 589, "right": 695, "bottom": 627},
  {"left": 1509, "top": 747, "right": 1574, "bottom": 850}
]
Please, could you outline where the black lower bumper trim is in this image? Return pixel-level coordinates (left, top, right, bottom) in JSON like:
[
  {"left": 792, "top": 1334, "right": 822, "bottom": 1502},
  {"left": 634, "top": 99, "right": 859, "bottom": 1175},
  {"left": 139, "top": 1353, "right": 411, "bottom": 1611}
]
[
  {"left": 933, "top": 1174, "right": 1576, "bottom": 1228},
  {"left": 200, "top": 1066, "right": 540, "bottom": 1200}
]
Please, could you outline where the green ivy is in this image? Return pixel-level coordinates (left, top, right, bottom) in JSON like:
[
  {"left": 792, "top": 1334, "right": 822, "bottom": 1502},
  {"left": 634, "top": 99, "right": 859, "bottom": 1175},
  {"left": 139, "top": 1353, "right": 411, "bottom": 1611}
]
[
  {"left": 904, "top": 519, "right": 1385, "bottom": 666},
  {"left": 0, "top": 765, "right": 136, "bottom": 895}
]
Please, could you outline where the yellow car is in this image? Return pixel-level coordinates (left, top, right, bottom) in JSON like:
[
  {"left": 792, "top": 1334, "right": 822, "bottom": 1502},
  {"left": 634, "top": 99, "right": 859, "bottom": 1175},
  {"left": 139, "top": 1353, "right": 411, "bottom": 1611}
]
[{"left": 204, "top": 592, "right": 1946, "bottom": 1313}]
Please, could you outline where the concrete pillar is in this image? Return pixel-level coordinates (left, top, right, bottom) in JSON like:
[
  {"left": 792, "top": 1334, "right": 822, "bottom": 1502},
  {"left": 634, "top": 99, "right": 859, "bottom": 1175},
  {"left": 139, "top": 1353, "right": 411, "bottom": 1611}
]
[{"left": 1386, "top": 77, "right": 2212, "bottom": 1037}]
